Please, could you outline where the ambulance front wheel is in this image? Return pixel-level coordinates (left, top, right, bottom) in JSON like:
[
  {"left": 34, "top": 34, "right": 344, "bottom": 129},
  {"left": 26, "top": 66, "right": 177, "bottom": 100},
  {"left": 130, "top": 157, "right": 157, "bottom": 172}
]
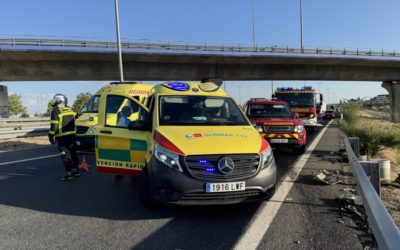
[{"left": 138, "top": 167, "right": 155, "bottom": 207}]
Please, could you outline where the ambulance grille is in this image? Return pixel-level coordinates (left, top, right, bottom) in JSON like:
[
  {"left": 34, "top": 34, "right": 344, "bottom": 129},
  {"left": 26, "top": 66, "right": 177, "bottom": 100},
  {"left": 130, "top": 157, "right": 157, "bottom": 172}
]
[
  {"left": 180, "top": 190, "right": 265, "bottom": 202},
  {"left": 263, "top": 126, "right": 293, "bottom": 133},
  {"left": 183, "top": 154, "right": 260, "bottom": 180},
  {"left": 76, "top": 126, "right": 89, "bottom": 134}
]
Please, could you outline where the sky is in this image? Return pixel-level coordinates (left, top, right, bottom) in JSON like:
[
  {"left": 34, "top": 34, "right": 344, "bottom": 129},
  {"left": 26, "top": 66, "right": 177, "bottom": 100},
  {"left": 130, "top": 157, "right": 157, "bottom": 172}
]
[{"left": 1, "top": 0, "right": 398, "bottom": 114}]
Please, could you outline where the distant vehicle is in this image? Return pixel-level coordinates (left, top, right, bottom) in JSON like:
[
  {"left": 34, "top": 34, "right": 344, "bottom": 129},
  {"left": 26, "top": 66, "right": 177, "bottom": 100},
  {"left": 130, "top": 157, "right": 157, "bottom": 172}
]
[
  {"left": 327, "top": 104, "right": 336, "bottom": 111},
  {"left": 273, "top": 86, "right": 322, "bottom": 132},
  {"left": 245, "top": 98, "right": 307, "bottom": 154},
  {"left": 323, "top": 110, "right": 336, "bottom": 120},
  {"left": 317, "top": 102, "right": 327, "bottom": 115}
]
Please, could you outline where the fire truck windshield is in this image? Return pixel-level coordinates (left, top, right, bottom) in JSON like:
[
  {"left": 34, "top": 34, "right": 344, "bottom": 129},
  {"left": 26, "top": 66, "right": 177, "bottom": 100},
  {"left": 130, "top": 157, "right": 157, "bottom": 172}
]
[
  {"left": 276, "top": 93, "right": 314, "bottom": 107},
  {"left": 248, "top": 104, "right": 293, "bottom": 118}
]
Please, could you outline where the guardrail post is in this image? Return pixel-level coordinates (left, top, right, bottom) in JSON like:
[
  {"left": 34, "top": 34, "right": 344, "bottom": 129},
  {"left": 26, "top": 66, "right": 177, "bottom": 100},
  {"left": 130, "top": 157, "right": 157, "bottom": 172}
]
[
  {"left": 348, "top": 137, "right": 360, "bottom": 158},
  {"left": 360, "top": 161, "right": 381, "bottom": 196}
]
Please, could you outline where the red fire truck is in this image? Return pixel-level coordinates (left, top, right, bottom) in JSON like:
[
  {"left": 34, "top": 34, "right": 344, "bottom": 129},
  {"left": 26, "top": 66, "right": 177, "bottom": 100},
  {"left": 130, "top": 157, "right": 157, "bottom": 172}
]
[
  {"left": 245, "top": 98, "right": 306, "bottom": 154},
  {"left": 274, "top": 86, "right": 320, "bottom": 132}
]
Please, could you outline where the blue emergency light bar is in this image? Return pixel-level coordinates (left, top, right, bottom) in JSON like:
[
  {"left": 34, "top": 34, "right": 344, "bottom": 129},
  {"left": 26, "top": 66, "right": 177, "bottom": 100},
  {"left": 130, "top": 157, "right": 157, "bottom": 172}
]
[{"left": 166, "top": 81, "right": 190, "bottom": 91}]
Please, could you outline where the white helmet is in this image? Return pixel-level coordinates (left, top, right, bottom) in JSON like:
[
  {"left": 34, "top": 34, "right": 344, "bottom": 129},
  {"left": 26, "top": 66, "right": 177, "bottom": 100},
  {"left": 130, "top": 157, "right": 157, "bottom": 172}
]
[{"left": 52, "top": 93, "right": 68, "bottom": 106}]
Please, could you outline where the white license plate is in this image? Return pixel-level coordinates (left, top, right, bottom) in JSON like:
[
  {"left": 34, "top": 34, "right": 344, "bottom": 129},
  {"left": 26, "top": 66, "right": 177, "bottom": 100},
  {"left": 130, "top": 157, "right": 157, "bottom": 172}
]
[
  {"left": 206, "top": 182, "right": 245, "bottom": 193},
  {"left": 270, "top": 138, "right": 288, "bottom": 143}
]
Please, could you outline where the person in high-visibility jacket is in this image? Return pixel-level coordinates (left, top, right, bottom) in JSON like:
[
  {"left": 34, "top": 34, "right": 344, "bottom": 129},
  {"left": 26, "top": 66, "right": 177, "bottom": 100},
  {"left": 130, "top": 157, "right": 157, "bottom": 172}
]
[{"left": 48, "top": 94, "right": 80, "bottom": 181}]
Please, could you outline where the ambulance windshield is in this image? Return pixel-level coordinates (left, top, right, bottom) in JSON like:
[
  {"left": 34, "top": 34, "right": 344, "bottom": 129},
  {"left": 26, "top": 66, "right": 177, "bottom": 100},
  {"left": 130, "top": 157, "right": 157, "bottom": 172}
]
[{"left": 159, "top": 96, "right": 249, "bottom": 126}]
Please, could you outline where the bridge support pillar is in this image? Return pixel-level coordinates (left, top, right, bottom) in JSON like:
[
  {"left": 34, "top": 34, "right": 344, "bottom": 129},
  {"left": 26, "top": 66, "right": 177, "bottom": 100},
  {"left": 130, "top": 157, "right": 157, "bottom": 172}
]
[
  {"left": 0, "top": 85, "right": 9, "bottom": 118},
  {"left": 382, "top": 81, "right": 400, "bottom": 122}
]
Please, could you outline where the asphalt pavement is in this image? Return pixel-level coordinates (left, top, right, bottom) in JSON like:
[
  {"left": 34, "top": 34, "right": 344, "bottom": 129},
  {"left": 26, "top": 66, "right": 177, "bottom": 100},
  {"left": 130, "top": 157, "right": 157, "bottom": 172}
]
[{"left": 0, "top": 120, "right": 375, "bottom": 249}]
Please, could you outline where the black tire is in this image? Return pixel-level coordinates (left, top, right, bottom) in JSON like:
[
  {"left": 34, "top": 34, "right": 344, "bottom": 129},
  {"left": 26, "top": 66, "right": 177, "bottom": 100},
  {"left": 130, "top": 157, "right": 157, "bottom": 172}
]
[
  {"left": 114, "top": 175, "right": 124, "bottom": 181},
  {"left": 264, "top": 185, "right": 276, "bottom": 200},
  {"left": 137, "top": 167, "right": 155, "bottom": 207},
  {"left": 293, "top": 145, "right": 306, "bottom": 155}
]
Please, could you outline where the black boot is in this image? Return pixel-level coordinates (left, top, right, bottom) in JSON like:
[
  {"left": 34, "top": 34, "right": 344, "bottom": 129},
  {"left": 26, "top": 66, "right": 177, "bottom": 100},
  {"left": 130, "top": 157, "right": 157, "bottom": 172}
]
[{"left": 59, "top": 172, "right": 74, "bottom": 181}]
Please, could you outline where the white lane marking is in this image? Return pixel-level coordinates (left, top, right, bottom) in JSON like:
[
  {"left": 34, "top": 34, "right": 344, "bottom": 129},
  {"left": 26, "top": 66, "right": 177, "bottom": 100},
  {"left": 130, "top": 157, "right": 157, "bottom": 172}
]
[
  {"left": 0, "top": 145, "right": 54, "bottom": 154},
  {"left": 0, "top": 154, "right": 60, "bottom": 166},
  {"left": 234, "top": 120, "right": 333, "bottom": 250}
]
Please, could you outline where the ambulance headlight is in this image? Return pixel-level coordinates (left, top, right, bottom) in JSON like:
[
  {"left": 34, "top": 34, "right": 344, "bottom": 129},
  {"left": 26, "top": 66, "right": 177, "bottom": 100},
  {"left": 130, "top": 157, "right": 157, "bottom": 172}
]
[
  {"left": 293, "top": 125, "right": 304, "bottom": 133},
  {"left": 87, "top": 126, "right": 97, "bottom": 134},
  {"left": 260, "top": 146, "right": 274, "bottom": 169},
  {"left": 154, "top": 143, "right": 183, "bottom": 172}
]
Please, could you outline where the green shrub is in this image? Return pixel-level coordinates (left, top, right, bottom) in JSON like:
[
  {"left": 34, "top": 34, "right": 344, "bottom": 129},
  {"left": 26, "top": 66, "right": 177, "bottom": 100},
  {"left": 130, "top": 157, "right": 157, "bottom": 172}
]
[
  {"left": 341, "top": 121, "right": 400, "bottom": 156},
  {"left": 339, "top": 102, "right": 362, "bottom": 124}
]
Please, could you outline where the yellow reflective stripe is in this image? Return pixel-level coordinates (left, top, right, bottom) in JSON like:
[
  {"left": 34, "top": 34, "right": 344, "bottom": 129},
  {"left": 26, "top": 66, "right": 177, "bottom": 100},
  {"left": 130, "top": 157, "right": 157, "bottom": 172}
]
[
  {"left": 293, "top": 134, "right": 299, "bottom": 139},
  {"left": 61, "top": 111, "right": 76, "bottom": 116},
  {"left": 283, "top": 134, "right": 290, "bottom": 138},
  {"left": 268, "top": 134, "right": 275, "bottom": 138},
  {"left": 49, "top": 130, "right": 55, "bottom": 135},
  {"left": 51, "top": 121, "right": 59, "bottom": 124}
]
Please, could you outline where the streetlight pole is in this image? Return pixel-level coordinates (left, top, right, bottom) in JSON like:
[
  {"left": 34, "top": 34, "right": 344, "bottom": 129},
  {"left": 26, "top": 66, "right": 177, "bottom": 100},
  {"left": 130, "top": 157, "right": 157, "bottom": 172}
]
[
  {"left": 239, "top": 85, "right": 242, "bottom": 105},
  {"left": 325, "top": 88, "right": 330, "bottom": 104},
  {"left": 271, "top": 80, "right": 274, "bottom": 97},
  {"left": 114, "top": 0, "right": 124, "bottom": 82},
  {"left": 251, "top": 0, "right": 256, "bottom": 48},
  {"left": 299, "top": 0, "right": 304, "bottom": 52}
]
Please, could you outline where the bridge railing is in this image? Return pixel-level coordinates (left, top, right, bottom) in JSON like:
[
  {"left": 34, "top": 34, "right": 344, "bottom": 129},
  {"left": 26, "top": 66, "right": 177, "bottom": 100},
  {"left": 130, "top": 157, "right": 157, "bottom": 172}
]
[
  {"left": 341, "top": 132, "right": 400, "bottom": 250},
  {"left": 0, "top": 37, "right": 399, "bottom": 58}
]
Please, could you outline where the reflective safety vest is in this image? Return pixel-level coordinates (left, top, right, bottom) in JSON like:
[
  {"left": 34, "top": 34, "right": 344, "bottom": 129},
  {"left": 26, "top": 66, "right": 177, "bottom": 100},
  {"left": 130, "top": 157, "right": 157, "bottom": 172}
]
[{"left": 49, "top": 106, "right": 77, "bottom": 138}]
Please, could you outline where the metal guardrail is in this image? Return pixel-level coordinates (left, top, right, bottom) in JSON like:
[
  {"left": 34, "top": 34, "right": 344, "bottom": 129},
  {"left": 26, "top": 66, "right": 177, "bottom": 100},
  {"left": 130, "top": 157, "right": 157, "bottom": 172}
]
[
  {"left": 342, "top": 132, "right": 400, "bottom": 250},
  {"left": 0, "top": 128, "right": 48, "bottom": 139},
  {"left": 0, "top": 118, "right": 48, "bottom": 138},
  {"left": 0, "top": 117, "right": 50, "bottom": 123},
  {"left": 0, "top": 117, "right": 49, "bottom": 129},
  {"left": 0, "top": 37, "right": 399, "bottom": 58}
]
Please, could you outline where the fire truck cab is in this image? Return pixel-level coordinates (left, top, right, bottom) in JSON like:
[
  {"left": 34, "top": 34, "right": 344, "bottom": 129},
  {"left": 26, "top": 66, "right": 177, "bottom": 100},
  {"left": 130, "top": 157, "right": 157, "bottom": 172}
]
[
  {"left": 245, "top": 98, "right": 307, "bottom": 154},
  {"left": 274, "top": 86, "right": 319, "bottom": 132}
]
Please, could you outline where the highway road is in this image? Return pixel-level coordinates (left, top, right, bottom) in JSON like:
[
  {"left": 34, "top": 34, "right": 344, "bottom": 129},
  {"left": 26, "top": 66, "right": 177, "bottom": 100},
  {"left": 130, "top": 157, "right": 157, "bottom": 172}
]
[{"left": 0, "top": 120, "right": 375, "bottom": 250}]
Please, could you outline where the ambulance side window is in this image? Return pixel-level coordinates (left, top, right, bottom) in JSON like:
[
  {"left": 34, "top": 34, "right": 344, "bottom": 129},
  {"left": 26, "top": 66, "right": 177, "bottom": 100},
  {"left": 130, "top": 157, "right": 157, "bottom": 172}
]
[{"left": 105, "top": 95, "right": 140, "bottom": 128}]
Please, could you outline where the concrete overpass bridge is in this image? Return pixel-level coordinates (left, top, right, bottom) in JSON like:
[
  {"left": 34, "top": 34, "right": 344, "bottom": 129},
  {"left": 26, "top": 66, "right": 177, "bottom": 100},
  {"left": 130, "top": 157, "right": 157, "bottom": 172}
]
[{"left": 1, "top": 38, "right": 400, "bottom": 121}]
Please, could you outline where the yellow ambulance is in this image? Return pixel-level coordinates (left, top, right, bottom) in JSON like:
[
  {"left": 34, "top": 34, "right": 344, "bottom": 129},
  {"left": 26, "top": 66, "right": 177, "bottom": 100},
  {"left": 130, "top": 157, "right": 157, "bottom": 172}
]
[
  {"left": 75, "top": 82, "right": 153, "bottom": 150},
  {"left": 95, "top": 81, "right": 277, "bottom": 205}
]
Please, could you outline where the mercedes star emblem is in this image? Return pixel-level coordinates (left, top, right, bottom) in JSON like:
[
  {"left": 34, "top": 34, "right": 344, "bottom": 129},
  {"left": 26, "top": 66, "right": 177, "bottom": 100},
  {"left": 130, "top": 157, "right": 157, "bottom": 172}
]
[{"left": 218, "top": 157, "right": 235, "bottom": 175}]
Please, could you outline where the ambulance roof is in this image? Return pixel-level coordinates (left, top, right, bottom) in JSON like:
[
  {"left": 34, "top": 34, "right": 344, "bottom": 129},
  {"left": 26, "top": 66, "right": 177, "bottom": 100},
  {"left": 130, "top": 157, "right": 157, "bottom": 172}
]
[
  {"left": 96, "top": 82, "right": 154, "bottom": 97},
  {"left": 152, "top": 81, "right": 227, "bottom": 97}
]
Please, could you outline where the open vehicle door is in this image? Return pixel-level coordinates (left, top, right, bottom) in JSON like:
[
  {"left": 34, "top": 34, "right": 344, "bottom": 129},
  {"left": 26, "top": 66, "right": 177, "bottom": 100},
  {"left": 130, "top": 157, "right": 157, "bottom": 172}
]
[{"left": 95, "top": 93, "right": 151, "bottom": 176}]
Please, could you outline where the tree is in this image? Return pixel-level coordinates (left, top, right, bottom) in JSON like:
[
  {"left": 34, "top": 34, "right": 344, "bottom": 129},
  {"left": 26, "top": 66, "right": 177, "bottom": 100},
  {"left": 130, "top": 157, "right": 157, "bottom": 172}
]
[
  {"left": 72, "top": 92, "right": 92, "bottom": 112},
  {"left": 8, "top": 94, "right": 27, "bottom": 116}
]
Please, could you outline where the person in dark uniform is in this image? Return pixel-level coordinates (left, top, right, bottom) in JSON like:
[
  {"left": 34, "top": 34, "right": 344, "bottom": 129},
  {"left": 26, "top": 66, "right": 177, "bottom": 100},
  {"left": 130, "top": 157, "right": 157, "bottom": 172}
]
[{"left": 48, "top": 94, "right": 80, "bottom": 181}]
